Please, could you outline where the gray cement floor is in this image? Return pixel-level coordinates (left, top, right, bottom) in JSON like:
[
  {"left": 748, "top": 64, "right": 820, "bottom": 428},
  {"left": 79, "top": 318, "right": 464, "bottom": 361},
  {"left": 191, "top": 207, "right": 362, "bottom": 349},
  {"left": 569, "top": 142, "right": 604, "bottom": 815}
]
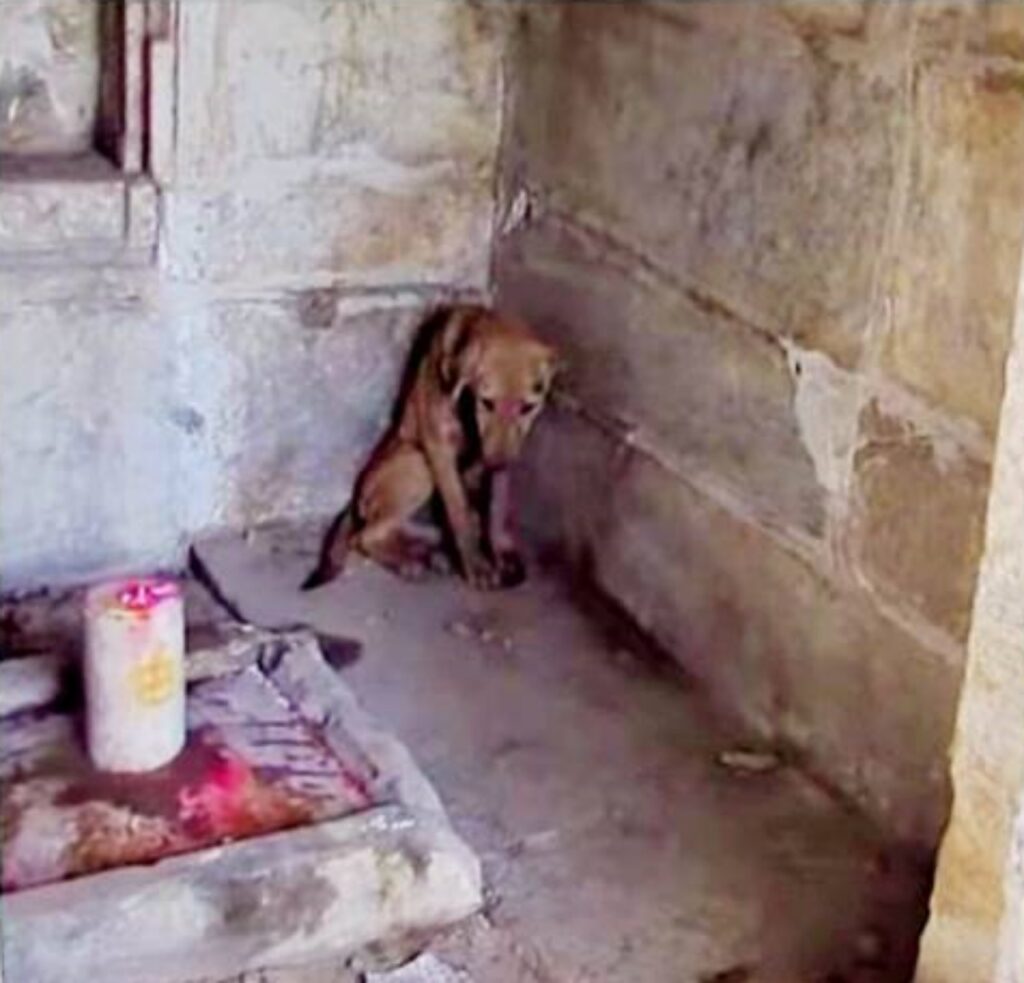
[
  {"left": 0, "top": 526, "right": 931, "bottom": 983},
  {"left": 192, "top": 524, "right": 931, "bottom": 983}
]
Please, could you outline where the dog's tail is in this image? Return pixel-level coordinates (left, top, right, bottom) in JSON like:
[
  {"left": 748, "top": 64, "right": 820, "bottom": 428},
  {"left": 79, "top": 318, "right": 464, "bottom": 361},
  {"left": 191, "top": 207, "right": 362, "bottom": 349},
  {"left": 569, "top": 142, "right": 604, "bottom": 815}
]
[{"left": 301, "top": 508, "right": 356, "bottom": 591}]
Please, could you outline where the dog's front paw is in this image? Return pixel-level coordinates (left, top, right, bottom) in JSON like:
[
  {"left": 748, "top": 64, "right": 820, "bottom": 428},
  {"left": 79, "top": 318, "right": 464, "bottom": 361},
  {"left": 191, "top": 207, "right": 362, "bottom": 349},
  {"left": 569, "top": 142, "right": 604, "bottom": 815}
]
[
  {"left": 396, "top": 557, "right": 431, "bottom": 581},
  {"left": 463, "top": 552, "right": 503, "bottom": 591},
  {"left": 427, "top": 548, "right": 454, "bottom": 576}
]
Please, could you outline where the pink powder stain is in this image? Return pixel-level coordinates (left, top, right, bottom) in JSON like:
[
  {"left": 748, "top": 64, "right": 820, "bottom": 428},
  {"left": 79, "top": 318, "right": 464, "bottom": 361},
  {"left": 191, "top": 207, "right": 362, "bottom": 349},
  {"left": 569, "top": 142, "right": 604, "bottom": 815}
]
[
  {"left": 177, "top": 750, "right": 256, "bottom": 837},
  {"left": 174, "top": 746, "right": 317, "bottom": 842},
  {"left": 116, "top": 579, "right": 180, "bottom": 612}
]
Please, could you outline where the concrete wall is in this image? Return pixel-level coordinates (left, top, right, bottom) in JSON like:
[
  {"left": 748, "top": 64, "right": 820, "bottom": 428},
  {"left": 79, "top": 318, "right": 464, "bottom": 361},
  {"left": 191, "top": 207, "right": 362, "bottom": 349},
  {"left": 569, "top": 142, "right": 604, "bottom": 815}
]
[
  {"left": 5, "top": 0, "right": 1024, "bottom": 859},
  {"left": 496, "top": 2, "right": 1024, "bottom": 844},
  {"left": 0, "top": 0, "right": 101, "bottom": 155},
  {"left": 916, "top": 246, "right": 1024, "bottom": 982},
  {"left": 0, "top": 0, "right": 505, "bottom": 589}
]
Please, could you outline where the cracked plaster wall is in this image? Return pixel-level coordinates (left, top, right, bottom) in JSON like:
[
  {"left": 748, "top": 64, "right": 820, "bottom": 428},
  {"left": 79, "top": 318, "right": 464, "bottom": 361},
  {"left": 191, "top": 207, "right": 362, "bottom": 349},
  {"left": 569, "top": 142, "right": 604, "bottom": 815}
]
[
  {"left": 0, "top": 0, "right": 506, "bottom": 588},
  {"left": 495, "top": 1, "right": 1024, "bottom": 845}
]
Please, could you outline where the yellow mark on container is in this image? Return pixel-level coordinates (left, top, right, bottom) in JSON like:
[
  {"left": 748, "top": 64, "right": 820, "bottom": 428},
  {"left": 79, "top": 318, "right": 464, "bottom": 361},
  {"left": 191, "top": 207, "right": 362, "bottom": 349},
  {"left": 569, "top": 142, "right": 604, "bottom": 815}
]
[{"left": 130, "top": 648, "right": 178, "bottom": 705}]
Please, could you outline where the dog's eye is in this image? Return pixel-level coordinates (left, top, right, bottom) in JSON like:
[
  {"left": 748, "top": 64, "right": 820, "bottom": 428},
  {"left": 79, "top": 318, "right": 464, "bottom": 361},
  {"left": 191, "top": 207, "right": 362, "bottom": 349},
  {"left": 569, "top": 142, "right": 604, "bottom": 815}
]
[{"left": 480, "top": 397, "right": 496, "bottom": 412}]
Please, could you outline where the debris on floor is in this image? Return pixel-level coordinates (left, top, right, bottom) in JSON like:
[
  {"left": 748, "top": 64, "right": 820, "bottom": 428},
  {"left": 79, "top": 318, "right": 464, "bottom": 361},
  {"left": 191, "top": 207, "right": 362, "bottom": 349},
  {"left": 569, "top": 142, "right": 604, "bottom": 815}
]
[
  {"left": 698, "top": 966, "right": 754, "bottom": 983},
  {"left": 366, "top": 954, "right": 471, "bottom": 983},
  {"left": 716, "top": 747, "right": 783, "bottom": 775},
  {"left": 444, "top": 614, "right": 514, "bottom": 653}
]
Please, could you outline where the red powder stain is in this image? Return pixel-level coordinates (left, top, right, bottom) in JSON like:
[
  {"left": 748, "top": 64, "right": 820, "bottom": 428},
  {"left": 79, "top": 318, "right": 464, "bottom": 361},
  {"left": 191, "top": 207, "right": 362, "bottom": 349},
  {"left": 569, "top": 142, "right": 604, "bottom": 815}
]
[
  {"left": 178, "top": 752, "right": 253, "bottom": 837},
  {"left": 45, "top": 734, "right": 316, "bottom": 885},
  {"left": 116, "top": 579, "right": 179, "bottom": 612},
  {"left": 6, "top": 713, "right": 379, "bottom": 892},
  {"left": 176, "top": 748, "right": 311, "bottom": 840}
]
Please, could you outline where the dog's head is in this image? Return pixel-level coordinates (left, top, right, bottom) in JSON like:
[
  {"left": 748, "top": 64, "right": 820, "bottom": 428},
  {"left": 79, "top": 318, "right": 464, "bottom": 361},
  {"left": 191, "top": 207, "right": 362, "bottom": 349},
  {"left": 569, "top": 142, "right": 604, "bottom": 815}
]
[{"left": 440, "top": 310, "right": 558, "bottom": 469}]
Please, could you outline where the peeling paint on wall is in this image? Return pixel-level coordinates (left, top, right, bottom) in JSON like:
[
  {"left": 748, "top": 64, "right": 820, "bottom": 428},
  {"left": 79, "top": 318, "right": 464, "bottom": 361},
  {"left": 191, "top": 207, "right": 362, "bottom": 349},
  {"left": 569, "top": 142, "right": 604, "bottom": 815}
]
[{"left": 782, "top": 342, "right": 860, "bottom": 500}]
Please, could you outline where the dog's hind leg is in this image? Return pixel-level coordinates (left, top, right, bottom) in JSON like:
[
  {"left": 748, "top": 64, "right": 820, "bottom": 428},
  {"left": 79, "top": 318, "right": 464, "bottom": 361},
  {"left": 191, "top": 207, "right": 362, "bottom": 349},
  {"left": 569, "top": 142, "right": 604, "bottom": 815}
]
[{"left": 353, "top": 443, "right": 445, "bottom": 580}]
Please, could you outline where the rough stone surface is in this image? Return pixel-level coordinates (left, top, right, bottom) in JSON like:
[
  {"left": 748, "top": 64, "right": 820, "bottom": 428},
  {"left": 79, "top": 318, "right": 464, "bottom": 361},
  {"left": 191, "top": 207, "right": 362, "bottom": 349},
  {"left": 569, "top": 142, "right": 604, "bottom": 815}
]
[
  {"left": 498, "top": 219, "right": 827, "bottom": 538},
  {"left": 0, "top": 652, "right": 64, "bottom": 716},
  {"left": 0, "top": 159, "right": 159, "bottom": 265},
  {"left": 0, "top": 288, "right": 181, "bottom": 588},
  {"left": 0, "top": 289, "right": 432, "bottom": 589},
  {"left": 0, "top": 0, "right": 504, "bottom": 589},
  {"left": 850, "top": 400, "right": 991, "bottom": 642},
  {"left": 914, "top": 1, "right": 1024, "bottom": 68},
  {"left": 508, "top": 2, "right": 907, "bottom": 368},
  {"left": 518, "top": 407, "right": 959, "bottom": 845},
  {"left": 173, "top": 1, "right": 503, "bottom": 185},
  {"left": 229, "top": 964, "right": 360, "bottom": 983},
  {"left": 5, "top": 805, "right": 480, "bottom": 983},
  {"left": 882, "top": 56, "right": 1024, "bottom": 436},
  {"left": 0, "top": 0, "right": 100, "bottom": 156},
  {"left": 164, "top": 0, "right": 503, "bottom": 290},
  {"left": 0, "top": 165, "right": 123, "bottom": 253},
  {"left": 917, "top": 258, "right": 1024, "bottom": 979},
  {"left": 495, "top": 0, "right": 1024, "bottom": 854},
  {"left": 0, "top": 634, "right": 482, "bottom": 983},
  {"left": 182, "top": 297, "right": 426, "bottom": 534},
  {"left": 162, "top": 174, "right": 492, "bottom": 291},
  {"left": 364, "top": 955, "right": 467, "bottom": 983}
]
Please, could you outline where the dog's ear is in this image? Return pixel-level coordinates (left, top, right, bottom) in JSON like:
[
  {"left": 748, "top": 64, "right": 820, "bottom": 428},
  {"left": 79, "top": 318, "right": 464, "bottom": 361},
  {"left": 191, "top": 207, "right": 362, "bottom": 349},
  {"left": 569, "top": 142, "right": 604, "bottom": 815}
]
[{"left": 438, "top": 311, "right": 482, "bottom": 399}]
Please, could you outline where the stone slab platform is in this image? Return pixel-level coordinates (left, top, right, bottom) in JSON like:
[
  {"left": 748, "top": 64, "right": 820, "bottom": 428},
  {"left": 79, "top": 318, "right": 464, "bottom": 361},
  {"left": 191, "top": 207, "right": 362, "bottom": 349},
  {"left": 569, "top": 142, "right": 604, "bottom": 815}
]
[{"left": 0, "top": 631, "right": 482, "bottom": 983}]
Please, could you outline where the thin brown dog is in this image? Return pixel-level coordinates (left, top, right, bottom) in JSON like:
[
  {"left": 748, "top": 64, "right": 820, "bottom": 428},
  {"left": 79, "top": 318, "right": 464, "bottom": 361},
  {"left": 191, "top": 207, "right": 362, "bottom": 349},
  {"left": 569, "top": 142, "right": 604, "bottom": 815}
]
[{"left": 302, "top": 305, "right": 557, "bottom": 591}]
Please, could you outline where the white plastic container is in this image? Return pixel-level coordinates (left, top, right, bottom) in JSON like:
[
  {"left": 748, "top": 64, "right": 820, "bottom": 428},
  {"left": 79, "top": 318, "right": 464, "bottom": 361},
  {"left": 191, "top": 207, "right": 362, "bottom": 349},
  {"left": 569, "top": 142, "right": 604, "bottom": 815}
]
[{"left": 83, "top": 577, "right": 186, "bottom": 772}]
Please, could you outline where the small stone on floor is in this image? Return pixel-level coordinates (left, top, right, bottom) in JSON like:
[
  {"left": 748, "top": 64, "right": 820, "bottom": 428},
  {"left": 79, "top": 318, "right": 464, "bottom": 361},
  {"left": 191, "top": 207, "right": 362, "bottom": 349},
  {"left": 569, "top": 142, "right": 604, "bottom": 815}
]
[{"left": 366, "top": 954, "right": 471, "bottom": 983}]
